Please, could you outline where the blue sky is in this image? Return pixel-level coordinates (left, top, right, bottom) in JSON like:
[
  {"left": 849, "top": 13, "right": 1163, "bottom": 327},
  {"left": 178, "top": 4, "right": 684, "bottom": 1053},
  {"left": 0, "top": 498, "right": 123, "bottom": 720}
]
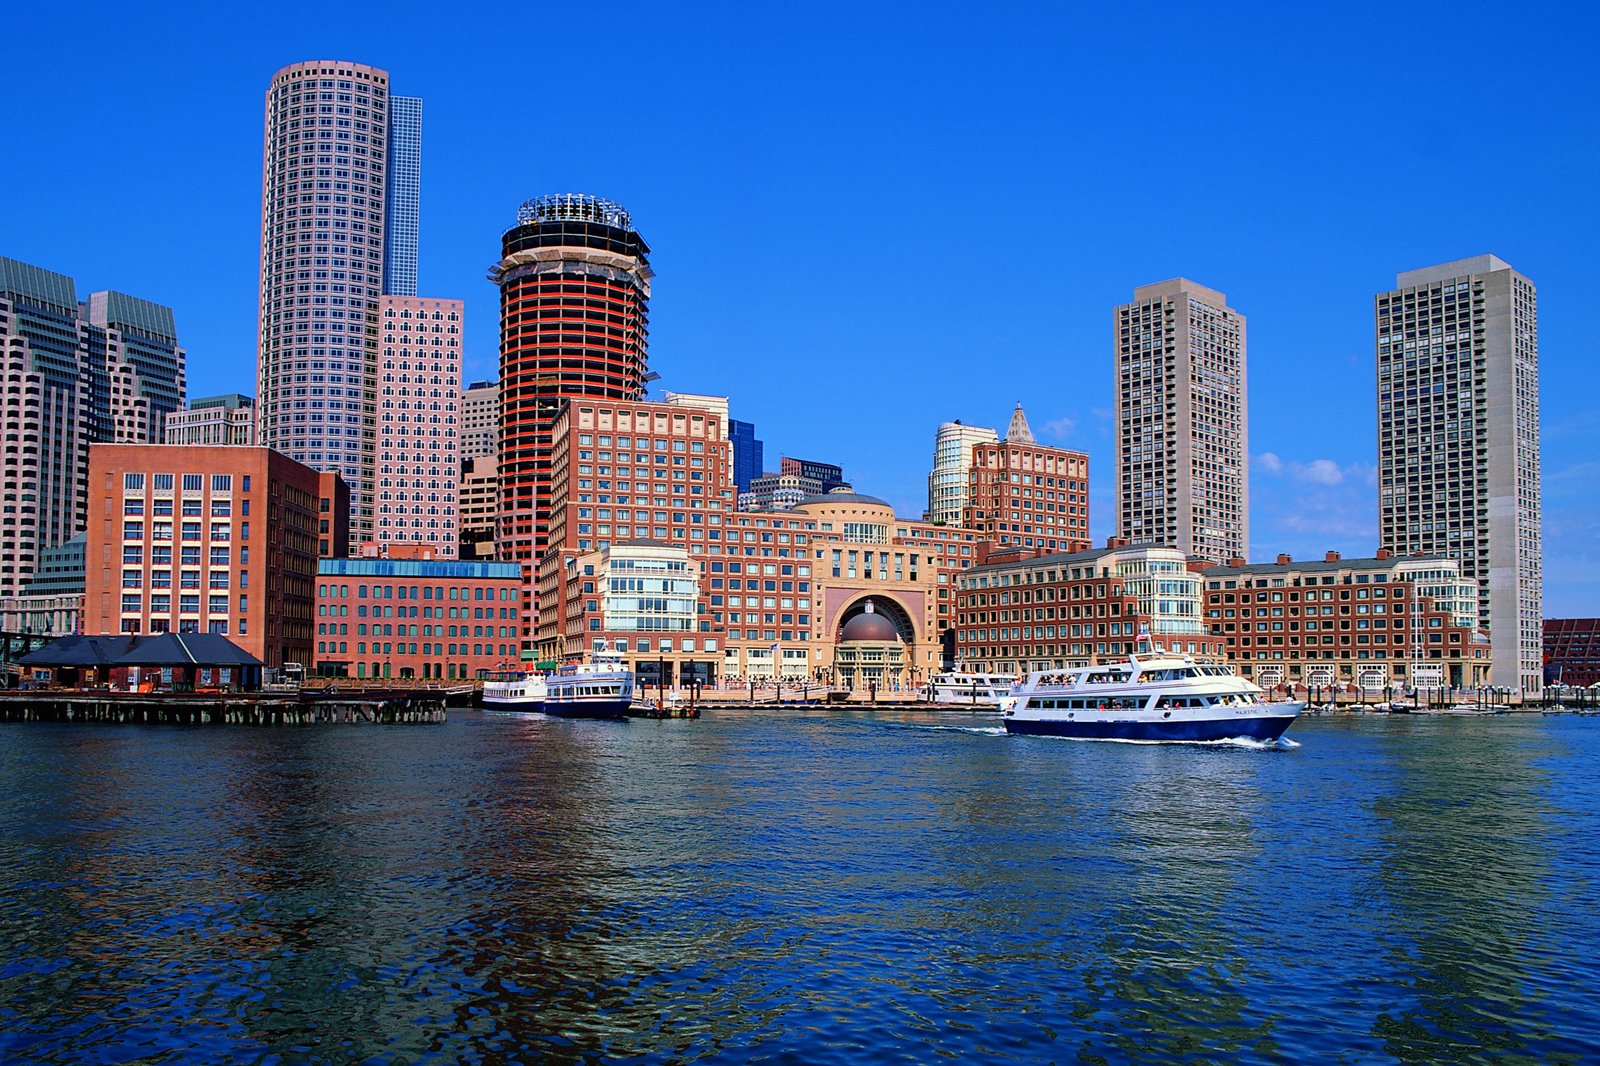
[{"left": 4, "top": 2, "right": 1598, "bottom": 614}]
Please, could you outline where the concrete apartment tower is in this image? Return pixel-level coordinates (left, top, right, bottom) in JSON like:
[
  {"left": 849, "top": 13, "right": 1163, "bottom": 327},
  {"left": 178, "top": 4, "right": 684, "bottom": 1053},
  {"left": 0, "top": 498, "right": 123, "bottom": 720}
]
[
  {"left": 489, "top": 194, "right": 651, "bottom": 647},
  {"left": 1114, "top": 279, "right": 1248, "bottom": 564},
  {"left": 927, "top": 420, "right": 997, "bottom": 525},
  {"left": 1376, "top": 255, "right": 1541, "bottom": 693}
]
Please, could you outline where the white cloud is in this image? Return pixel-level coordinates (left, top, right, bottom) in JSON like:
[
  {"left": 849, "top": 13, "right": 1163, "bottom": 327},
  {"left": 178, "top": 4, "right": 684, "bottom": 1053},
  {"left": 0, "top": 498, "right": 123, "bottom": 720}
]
[
  {"left": 1041, "top": 416, "right": 1077, "bottom": 440},
  {"left": 1302, "top": 459, "right": 1343, "bottom": 486},
  {"left": 1257, "top": 452, "right": 1283, "bottom": 475}
]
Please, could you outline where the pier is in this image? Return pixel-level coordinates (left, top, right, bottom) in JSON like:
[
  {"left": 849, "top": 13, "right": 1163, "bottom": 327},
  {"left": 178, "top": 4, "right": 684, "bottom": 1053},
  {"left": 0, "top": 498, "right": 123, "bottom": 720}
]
[{"left": 0, "top": 689, "right": 448, "bottom": 726}]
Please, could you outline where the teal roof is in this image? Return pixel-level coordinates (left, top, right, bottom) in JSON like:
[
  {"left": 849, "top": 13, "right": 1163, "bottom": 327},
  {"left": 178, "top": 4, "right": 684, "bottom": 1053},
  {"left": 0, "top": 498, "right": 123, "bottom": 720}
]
[
  {"left": 319, "top": 558, "right": 522, "bottom": 579},
  {"left": 0, "top": 257, "right": 77, "bottom": 314}
]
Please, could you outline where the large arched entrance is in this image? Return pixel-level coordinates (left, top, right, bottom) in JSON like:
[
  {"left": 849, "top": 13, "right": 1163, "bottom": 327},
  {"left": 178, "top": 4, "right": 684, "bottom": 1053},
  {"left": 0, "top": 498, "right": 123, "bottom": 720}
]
[{"left": 832, "top": 597, "right": 914, "bottom": 692}]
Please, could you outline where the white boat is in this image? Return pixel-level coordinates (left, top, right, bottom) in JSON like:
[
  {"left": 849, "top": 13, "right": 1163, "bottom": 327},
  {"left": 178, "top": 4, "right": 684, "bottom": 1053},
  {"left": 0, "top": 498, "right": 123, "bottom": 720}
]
[
  {"left": 923, "top": 671, "right": 1020, "bottom": 710},
  {"left": 545, "top": 647, "right": 635, "bottom": 719},
  {"left": 1003, "top": 653, "right": 1302, "bottom": 743},
  {"left": 481, "top": 669, "right": 547, "bottom": 713}
]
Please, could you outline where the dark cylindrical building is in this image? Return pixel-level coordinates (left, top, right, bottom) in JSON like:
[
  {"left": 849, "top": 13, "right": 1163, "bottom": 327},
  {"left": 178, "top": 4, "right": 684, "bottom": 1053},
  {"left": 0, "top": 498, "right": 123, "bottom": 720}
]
[{"left": 489, "top": 194, "right": 651, "bottom": 646}]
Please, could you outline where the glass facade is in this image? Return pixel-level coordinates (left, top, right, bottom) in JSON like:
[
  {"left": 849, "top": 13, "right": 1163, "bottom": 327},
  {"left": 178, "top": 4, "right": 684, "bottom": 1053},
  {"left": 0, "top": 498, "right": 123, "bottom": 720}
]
[
  {"left": 383, "top": 96, "right": 422, "bottom": 297},
  {"left": 730, "top": 419, "right": 762, "bottom": 493}
]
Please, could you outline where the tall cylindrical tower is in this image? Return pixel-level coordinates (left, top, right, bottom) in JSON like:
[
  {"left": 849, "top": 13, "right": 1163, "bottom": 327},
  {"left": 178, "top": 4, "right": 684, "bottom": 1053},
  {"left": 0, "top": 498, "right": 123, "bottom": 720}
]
[
  {"left": 257, "top": 60, "right": 391, "bottom": 550},
  {"left": 490, "top": 194, "right": 651, "bottom": 647}
]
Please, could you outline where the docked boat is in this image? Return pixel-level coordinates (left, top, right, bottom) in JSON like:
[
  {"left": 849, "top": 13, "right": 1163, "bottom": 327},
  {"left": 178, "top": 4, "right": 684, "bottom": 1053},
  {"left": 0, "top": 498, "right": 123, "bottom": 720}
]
[
  {"left": 481, "top": 669, "right": 548, "bottom": 713},
  {"left": 545, "top": 647, "right": 635, "bottom": 719},
  {"left": 922, "top": 671, "right": 1020, "bottom": 709},
  {"left": 1003, "top": 653, "right": 1302, "bottom": 742}
]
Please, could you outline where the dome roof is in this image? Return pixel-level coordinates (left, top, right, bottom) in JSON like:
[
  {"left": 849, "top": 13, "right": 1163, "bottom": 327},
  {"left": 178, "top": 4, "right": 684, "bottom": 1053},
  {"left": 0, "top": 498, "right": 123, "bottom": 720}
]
[
  {"left": 795, "top": 486, "right": 891, "bottom": 508},
  {"left": 838, "top": 602, "right": 903, "bottom": 643}
]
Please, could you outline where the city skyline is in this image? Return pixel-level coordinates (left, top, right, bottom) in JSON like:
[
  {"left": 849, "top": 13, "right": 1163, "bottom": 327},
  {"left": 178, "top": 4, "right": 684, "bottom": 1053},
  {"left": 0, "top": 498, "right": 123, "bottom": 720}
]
[{"left": 4, "top": 4, "right": 1598, "bottom": 615}]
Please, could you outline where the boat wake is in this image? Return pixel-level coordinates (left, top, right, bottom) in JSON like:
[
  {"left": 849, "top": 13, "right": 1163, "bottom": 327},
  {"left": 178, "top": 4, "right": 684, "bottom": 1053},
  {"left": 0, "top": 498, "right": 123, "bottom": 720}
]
[{"left": 884, "top": 720, "right": 1009, "bottom": 737}]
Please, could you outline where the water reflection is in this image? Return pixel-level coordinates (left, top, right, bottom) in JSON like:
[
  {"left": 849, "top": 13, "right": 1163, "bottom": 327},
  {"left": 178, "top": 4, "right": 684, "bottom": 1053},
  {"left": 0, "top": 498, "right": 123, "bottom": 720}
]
[
  {"left": 1365, "top": 718, "right": 1577, "bottom": 1064},
  {"left": 2, "top": 712, "right": 1599, "bottom": 1062}
]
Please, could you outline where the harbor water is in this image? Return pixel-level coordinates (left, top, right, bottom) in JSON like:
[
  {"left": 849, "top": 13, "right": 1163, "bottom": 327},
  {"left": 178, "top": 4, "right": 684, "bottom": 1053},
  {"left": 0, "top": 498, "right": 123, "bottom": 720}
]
[{"left": 2, "top": 709, "right": 1598, "bottom": 1063}]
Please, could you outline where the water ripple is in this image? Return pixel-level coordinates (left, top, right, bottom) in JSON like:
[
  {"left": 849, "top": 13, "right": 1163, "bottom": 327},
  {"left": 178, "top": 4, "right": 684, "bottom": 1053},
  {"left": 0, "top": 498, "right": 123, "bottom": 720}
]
[{"left": 2, "top": 713, "right": 1599, "bottom": 1062}]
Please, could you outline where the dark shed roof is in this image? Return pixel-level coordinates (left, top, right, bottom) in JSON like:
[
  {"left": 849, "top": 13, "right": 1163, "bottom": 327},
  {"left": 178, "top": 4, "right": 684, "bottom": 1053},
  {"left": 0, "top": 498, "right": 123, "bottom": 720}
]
[{"left": 19, "top": 633, "right": 263, "bottom": 668}]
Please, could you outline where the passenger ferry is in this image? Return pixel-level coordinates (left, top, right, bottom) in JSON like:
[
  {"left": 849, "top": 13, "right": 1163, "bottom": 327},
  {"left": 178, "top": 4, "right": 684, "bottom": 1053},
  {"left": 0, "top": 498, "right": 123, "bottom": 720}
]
[
  {"left": 481, "top": 669, "right": 548, "bottom": 713},
  {"left": 1003, "top": 652, "right": 1301, "bottom": 743},
  {"left": 545, "top": 647, "right": 635, "bottom": 719},
  {"left": 923, "top": 671, "right": 1020, "bottom": 710}
]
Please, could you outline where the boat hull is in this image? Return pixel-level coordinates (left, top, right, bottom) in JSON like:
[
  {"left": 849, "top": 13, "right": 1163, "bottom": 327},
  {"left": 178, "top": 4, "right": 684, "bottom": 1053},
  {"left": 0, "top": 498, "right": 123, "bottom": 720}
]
[
  {"left": 545, "top": 699, "right": 631, "bottom": 719},
  {"left": 1004, "top": 711, "right": 1298, "bottom": 743},
  {"left": 482, "top": 697, "right": 547, "bottom": 714}
]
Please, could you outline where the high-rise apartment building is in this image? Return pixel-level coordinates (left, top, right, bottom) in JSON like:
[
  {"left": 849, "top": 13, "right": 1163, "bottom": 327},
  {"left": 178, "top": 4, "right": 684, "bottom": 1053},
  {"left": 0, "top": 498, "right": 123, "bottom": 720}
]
[
  {"left": 165, "top": 394, "right": 257, "bottom": 447},
  {"left": 0, "top": 257, "right": 185, "bottom": 601},
  {"left": 382, "top": 96, "right": 422, "bottom": 297},
  {"left": 730, "top": 419, "right": 763, "bottom": 493},
  {"left": 459, "top": 379, "right": 499, "bottom": 461},
  {"left": 375, "top": 295, "right": 461, "bottom": 557},
  {"left": 1376, "top": 255, "right": 1541, "bottom": 692},
  {"left": 490, "top": 194, "right": 651, "bottom": 647},
  {"left": 965, "top": 404, "right": 1090, "bottom": 554},
  {"left": 82, "top": 291, "right": 186, "bottom": 443},
  {"left": 928, "top": 419, "right": 997, "bottom": 525},
  {"left": 1114, "top": 279, "right": 1247, "bottom": 564}
]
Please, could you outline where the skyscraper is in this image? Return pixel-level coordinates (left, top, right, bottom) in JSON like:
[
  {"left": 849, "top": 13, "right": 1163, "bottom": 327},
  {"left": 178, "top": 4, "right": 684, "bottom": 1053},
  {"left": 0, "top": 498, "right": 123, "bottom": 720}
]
[
  {"left": 0, "top": 257, "right": 185, "bottom": 601},
  {"left": 490, "top": 194, "right": 651, "bottom": 646},
  {"left": 1114, "top": 279, "right": 1247, "bottom": 564},
  {"left": 383, "top": 96, "right": 422, "bottom": 297},
  {"left": 375, "top": 295, "right": 461, "bottom": 556},
  {"left": 928, "top": 419, "right": 997, "bottom": 525},
  {"left": 257, "top": 61, "right": 444, "bottom": 554},
  {"left": 1376, "top": 255, "right": 1541, "bottom": 692},
  {"left": 730, "top": 419, "right": 763, "bottom": 493}
]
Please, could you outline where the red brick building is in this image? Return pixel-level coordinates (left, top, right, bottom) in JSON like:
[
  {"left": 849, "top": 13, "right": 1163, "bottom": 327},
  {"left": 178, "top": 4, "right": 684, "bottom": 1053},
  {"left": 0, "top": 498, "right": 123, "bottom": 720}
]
[
  {"left": 954, "top": 542, "right": 1225, "bottom": 674},
  {"left": 535, "top": 395, "right": 733, "bottom": 667},
  {"left": 965, "top": 405, "right": 1090, "bottom": 555},
  {"left": 85, "top": 444, "right": 331, "bottom": 669},
  {"left": 1201, "top": 551, "right": 1490, "bottom": 691},
  {"left": 1544, "top": 618, "right": 1600, "bottom": 688},
  {"left": 314, "top": 551, "right": 523, "bottom": 680}
]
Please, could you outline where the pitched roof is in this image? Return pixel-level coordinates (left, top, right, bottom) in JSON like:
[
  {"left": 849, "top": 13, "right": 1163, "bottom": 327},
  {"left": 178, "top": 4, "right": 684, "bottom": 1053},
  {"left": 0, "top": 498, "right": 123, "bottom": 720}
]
[
  {"left": 1005, "top": 402, "right": 1034, "bottom": 444},
  {"left": 17, "top": 634, "right": 136, "bottom": 667},
  {"left": 18, "top": 632, "right": 263, "bottom": 668}
]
